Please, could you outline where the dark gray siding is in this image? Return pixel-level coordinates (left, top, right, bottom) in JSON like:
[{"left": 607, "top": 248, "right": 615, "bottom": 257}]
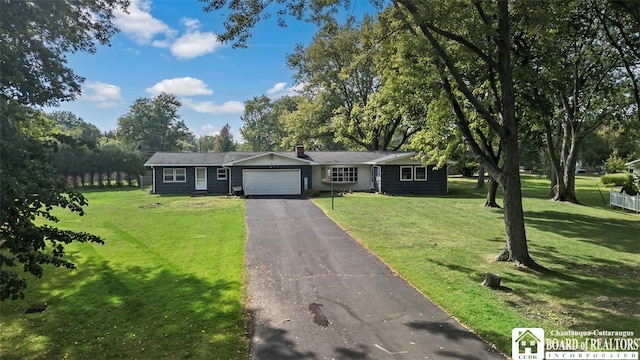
[
  {"left": 207, "top": 167, "right": 230, "bottom": 194},
  {"left": 153, "top": 166, "right": 230, "bottom": 195},
  {"left": 380, "top": 165, "right": 447, "bottom": 195},
  {"left": 153, "top": 167, "right": 194, "bottom": 194},
  {"left": 230, "top": 165, "right": 312, "bottom": 193}
]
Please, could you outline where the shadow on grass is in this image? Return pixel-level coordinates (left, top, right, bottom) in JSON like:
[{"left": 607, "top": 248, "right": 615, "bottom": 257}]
[
  {"left": 525, "top": 210, "right": 640, "bottom": 253},
  {"left": 503, "top": 245, "right": 639, "bottom": 330},
  {"left": 3, "top": 261, "right": 245, "bottom": 360}
]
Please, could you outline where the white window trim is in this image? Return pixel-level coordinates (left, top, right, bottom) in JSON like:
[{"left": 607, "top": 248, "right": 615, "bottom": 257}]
[
  {"left": 414, "top": 166, "right": 427, "bottom": 181},
  {"left": 217, "top": 168, "right": 228, "bottom": 180},
  {"left": 163, "top": 168, "right": 186, "bottom": 183},
  {"left": 323, "top": 166, "right": 358, "bottom": 183},
  {"left": 400, "top": 166, "right": 413, "bottom": 181}
]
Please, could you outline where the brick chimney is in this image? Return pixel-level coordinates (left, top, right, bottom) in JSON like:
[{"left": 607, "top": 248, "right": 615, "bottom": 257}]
[{"left": 295, "top": 144, "right": 305, "bottom": 158}]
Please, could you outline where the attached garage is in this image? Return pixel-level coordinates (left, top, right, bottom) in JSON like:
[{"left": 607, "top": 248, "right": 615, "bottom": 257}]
[{"left": 243, "top": 169, "right": 301, "bottom": 196}]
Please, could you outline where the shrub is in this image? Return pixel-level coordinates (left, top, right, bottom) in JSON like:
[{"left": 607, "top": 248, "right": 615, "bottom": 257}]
[
  {"left": 604, "top": 155, "right": 627, "bottom": 173},
  {"left": 600, "top": 173, "right": 633, "bottom": 186},
  {"left": 621, "top": 182, "right": 639, "bottom": 195}
]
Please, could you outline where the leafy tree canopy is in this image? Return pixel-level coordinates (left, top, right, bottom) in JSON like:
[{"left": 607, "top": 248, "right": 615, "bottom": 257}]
[
  {"left": 213, "top": 124, "right": 237, "bottom": 152},
  {"left": 116, "top": 93, "right": 193, "bottom": 153},
  {"left": 0, "top": 0, "right": 128, "bottom": 106},
  {"left": 1, "top": 0, "right": 127, "bottom": 300},
  {"left": 0, "top": 103, "right": 104, "bottom": 300},
  {"left": 240, "top": 95, "right": 296, "bottom": 151}
]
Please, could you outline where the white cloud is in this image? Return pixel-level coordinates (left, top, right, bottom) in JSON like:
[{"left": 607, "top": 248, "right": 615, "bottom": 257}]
[
  {"left": 201, "top": 124, "right": 218, "bottom": 135},
  {"left": 170, "top": 18, "right": 222, "bottom": 59},
  {"left": 81, "top": 81, "right": 124, "bottom": 108},
  {"left": 115, "top": 6, "right": 220, "bottom": 59},
  {"left": 146, "top": 77, "right": 214, "bottom": 97},
  {"left": 182, "top": 98, "right": 245, "bottom": 115},
  {"left": 182, "top": 18, "right": 201, "bottom": 32},
  {"left": 266, "top": 82, "right": 287, "bottom": 96},
  {"left": 114, "top": 0, "right": 176, "bottom": 45},
  {"left": 265, "top": 82, "right": 305, "bottom": 98}
]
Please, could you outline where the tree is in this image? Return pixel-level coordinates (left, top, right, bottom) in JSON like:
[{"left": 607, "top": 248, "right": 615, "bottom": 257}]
[
  {"left": 240, "top": 95, "right": 296, "bottom": 151},
  {"left": 49, "top": 110, "right": 84, "bottom": 131},
  {"left": 287, "top": 17, "right": 424, "bottom": 150},
  {"left": 0, "top": 0, "right": 127, "bottom": 300},
  {"left": 514, "top": 1, "right": 638, "bottom": 203},
  {"left": 280, "top": 96, "right": 348, "bottom": 150},
  {"left": 0, "top": 103, "right": 104, "bottom": 300},
  {"left": 213, "top": 124, "right": 237, "bottom": 152},
  {"left": 0, "top": 0, "right": 128, "bottom": 107},
  {"left": 386, "top": 2, "right": 538, "bottom": 266},
  {"left": 201, "top": 1, "right": 540, "bottom": 267},
  {"left": 196, "top": 135, "right": 217, "bottom": 152},
  {"left": 117, "top": 93, "right": 194, "bottom": 153}
]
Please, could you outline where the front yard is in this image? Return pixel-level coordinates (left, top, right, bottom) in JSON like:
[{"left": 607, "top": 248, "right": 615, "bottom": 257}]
[
  {"left": 312, "top": 174, "right": 640, "bottom": 352},
  {"left": 0, "top": 189, "right": 247, "bottom": 360},
  {"left": 1, "top": 174, "right": 638, "bottom": 358}
]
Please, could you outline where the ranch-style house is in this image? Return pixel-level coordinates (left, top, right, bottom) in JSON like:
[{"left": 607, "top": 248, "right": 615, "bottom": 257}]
[{"left": 144, "top": 145, "right": 448, "bottom": 196}]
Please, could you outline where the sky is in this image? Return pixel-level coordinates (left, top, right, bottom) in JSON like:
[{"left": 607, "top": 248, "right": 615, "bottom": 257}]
[{"left": 47, "top": 0, "right": 377, "bottom": 142}]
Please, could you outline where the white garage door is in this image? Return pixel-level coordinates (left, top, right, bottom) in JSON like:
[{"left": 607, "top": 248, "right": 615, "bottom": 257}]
[{"left": 243, "top": 169, "right": 301, "bottom": 195}]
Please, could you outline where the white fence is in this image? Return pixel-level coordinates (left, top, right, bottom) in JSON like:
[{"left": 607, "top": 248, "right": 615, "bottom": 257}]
[{"left": 610, "top": 189, "right": 640, "bottom": 213}]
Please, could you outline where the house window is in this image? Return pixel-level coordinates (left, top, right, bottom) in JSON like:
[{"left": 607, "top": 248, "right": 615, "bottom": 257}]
[
  {"left": 415, "top": 167, "right": 427, "bottom": 181},
  {"left": 217, "top": 168, "right": 228, "bottom": 180},
  {"left": 400, "top": 166, "right": 413, "bottom": 181},
  {"left": 163, "top": 168, "right": 186, "bottom": 183},
  {"left": 326, "top": 167, "right": 358, "bottom": 183}
]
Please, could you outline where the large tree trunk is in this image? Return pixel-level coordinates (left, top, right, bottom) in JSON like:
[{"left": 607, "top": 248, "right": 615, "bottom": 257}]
[
  {"left": 544, "top": 119, "right": 579, "bottom": 203},
  {"left": 493, "top": 2, "right": 537, "bottom": 268},
  {"left": 495, "top": 142, "right": 536, "bottom": 267},
  {"left": 549, "top": 165, "right": 557, "bottom": 198},
  {"left": 477, "top": 164, "right": 485, "bottom": 189},
  {"left": 485, "top": 177, "right": 500, "bottom": 208},
  {"left": 400, "top": 0, "right": 539, "bottom": 269}
]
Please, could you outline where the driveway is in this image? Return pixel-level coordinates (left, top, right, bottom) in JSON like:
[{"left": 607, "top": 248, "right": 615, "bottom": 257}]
[{"left": 244, "top": 197, "right": 507, "bottom": 360}]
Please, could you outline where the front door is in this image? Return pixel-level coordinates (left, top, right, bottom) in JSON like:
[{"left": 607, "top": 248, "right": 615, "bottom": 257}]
[
  {"left": 195, "top": 167, "right": 207, "bottom": 190},
  {"left": 371, "top": 166, "right": 381, "bottom": 193}
]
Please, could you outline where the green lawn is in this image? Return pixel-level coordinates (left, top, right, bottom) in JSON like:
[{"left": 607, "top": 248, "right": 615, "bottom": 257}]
[
  {"left": 312, "top": 174, "right": 640, "bottom": 353},
  {"left": 0, "top": 188, "right": 247, "bottom": 360},
  {"left": 2, "top": 176, "right": 638, "bottom": 358}
]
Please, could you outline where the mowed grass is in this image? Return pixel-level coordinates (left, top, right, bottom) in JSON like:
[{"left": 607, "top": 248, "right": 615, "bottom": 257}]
[
  {"left": 0, "top": 188, "right": 247, "bottom": 360},
  {"left": 312, "top": 174, "right": 640, "bottom": 354}
]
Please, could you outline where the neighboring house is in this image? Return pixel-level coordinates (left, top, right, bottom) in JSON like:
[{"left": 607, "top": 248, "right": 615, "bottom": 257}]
[
  {"left": 626, "top": 159, "right": 639, "bottom": 180},
  {"left": 143, "top": 145, "right": 448, "bottom": 196}
]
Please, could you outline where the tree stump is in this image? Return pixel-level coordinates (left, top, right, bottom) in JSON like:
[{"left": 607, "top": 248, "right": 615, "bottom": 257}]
[{"left": 482, "top": 273, "right": 502, "bottom": 289}]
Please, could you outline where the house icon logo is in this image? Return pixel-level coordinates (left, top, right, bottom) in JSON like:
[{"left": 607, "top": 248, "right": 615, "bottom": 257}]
[{"left": 512, "top": 328, "right": 544, "bottom": 359}]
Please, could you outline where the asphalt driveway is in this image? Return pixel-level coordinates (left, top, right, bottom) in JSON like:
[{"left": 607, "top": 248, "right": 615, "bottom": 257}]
[{"left": 244, "top": 197, "right": 507, "bottom": 360}]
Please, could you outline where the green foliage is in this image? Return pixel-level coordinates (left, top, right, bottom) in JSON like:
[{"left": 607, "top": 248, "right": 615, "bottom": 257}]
[
  {"left": 600, "top": 172, "right": 634, "bottom": 186},
  {"left": 280, "top": 96, "right": 347, "bottom": 150},
  {"left": 50, "top": 116, "right": 146, "bottom": 187},
  {"left": 0, "top": 0, "right": 128, "bottom": 106},
  {"left": 621, "top": 182, "right": 639, "bottom": 195},
  {"left": 196, "top": 134, "right": 217, "bottom": 152},
  {"left": 117, "top": 93, "right": 193, "bottom": 152},
  {"left": 604, "top": 155, "right": 628, "bottom": 173},
  {"left": 286, "top": 16, "right": 426, "bottom": 150},
  {"left": 0, "top": 0, "right": 128, "bottom": 301},
  {"left": 240, "top": 95, "right": 293, "bottom": 151},
  {"left": 0, "top": 102, "right": 104, "bottom": 300},
  {"left": 213, "top": 123, "right": 237, "bottom": 152}
]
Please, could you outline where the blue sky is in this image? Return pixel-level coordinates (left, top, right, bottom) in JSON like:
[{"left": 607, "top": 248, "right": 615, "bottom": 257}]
[{"left": 49, "top": 0, "right": 376, "bottom": 141}]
